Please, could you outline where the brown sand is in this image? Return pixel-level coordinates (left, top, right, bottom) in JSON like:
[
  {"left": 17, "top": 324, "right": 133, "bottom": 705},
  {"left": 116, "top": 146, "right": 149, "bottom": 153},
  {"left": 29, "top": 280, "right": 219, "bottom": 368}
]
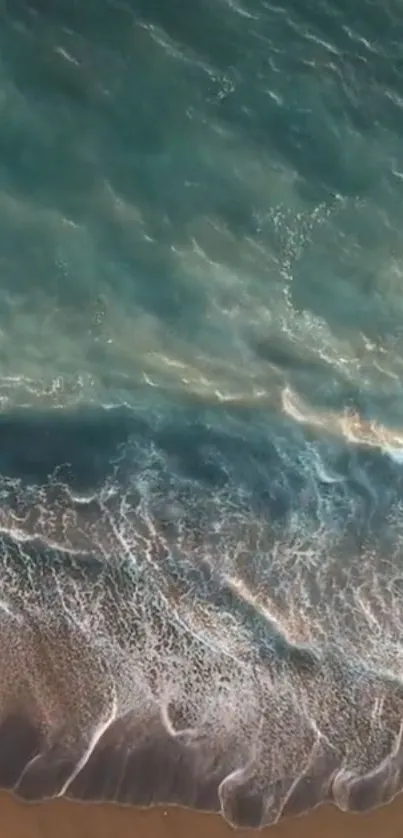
[{"left": 2, "top": 793, "right": 403, "bottom": 838}]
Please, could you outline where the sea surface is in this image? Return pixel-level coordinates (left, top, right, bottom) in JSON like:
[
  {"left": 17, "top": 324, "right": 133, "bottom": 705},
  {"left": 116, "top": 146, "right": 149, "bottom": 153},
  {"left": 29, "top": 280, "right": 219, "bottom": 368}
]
[{"left": 1, "top": 0, "right": 403, "bottom": 830}]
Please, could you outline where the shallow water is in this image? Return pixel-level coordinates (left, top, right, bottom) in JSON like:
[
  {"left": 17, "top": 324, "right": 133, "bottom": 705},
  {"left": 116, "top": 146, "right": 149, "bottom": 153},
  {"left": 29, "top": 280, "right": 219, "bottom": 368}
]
[{"left": 1, "top": 0, "right": 403, "bottom": 829}]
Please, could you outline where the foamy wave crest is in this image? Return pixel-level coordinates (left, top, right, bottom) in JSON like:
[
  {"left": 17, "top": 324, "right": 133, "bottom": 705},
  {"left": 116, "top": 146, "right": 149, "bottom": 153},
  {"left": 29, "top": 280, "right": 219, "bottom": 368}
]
[
  {"left": 1, "top": 405, "right": 403, "bottom": 827},
  {"left": 2, "top": 531, "right": 403, "bottom": 828}
]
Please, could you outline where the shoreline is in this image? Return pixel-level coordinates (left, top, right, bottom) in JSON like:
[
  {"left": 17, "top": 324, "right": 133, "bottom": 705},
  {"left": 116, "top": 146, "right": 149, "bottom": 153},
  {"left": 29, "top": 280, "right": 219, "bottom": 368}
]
[{"left": 2, "top": 793, "right": 403, "bottom": 838}]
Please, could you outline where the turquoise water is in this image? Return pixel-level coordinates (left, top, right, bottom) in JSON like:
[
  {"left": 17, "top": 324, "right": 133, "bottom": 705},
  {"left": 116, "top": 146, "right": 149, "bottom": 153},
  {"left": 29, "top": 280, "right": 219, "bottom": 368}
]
[{"left": 2, "top": 0, "right": 403, "bottom": 828}]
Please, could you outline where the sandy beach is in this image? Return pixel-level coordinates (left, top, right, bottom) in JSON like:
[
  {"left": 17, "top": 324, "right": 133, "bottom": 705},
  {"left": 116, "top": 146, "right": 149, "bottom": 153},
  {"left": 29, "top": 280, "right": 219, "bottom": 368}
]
[{"left": 2, "top": 793, "right": 403, "bottom": 838}]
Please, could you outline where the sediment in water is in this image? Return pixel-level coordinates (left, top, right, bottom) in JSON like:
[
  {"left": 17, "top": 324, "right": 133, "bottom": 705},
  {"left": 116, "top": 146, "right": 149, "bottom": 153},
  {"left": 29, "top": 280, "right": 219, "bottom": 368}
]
[{"left": 1, "top": 525, "right": 403, "bottom": 830}]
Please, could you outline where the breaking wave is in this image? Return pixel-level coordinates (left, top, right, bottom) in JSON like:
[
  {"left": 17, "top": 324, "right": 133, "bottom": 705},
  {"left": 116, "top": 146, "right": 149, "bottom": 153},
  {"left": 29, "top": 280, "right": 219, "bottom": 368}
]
[{"left": 1, "top": 404, "right": 403, "bottom": 828}]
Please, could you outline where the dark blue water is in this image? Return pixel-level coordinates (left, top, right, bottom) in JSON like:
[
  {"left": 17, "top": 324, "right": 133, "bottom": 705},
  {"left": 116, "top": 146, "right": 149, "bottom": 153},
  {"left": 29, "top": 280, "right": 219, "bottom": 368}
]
[{"left": 2, "top": 0, "right": 403, "bottom": 829}]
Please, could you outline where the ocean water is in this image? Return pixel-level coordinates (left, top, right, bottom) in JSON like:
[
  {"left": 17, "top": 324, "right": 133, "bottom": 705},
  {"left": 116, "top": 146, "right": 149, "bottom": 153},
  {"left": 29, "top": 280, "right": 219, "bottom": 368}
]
[{"left": 2, "top": 0, "right": 403, "bottom": 829}]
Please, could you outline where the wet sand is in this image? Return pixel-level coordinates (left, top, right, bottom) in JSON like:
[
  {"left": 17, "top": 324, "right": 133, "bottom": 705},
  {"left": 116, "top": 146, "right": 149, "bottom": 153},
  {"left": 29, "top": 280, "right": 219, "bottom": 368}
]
[{"left": 2, "top": 793, "right": 403, "bottom": 838}]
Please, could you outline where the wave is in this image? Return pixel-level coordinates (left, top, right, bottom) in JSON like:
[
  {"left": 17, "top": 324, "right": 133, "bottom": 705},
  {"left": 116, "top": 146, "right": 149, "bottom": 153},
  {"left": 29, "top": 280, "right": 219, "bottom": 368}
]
[
  {"left": 2, "top": 530, "right": 403, "bottom": 828},
  {"left": 0, "top": 404, "right": 402, "bottom": 827},
  {"left": 2, "top": 0, "right": 403, "bottom": 828}
]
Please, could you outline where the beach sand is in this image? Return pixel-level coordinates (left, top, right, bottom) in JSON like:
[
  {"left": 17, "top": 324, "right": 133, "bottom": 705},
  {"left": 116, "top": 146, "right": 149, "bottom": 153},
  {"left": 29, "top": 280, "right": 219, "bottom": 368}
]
[{"left": 2, "top": 793, "right": 403, "bottom": 838}]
